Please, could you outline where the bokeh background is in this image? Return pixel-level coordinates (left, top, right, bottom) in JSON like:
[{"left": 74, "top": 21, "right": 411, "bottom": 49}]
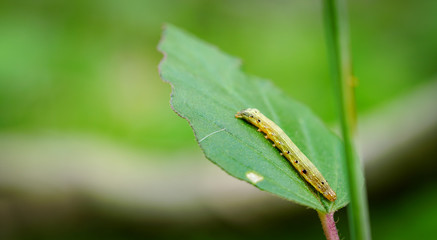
[{"left": 1, "top": 0, "right": 437, "bottom": 239}]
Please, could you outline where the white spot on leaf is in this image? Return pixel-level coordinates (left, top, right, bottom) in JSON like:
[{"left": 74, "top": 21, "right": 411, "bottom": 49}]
[{"left": 246, "top": 171, "right": 264, "bottom": 184}]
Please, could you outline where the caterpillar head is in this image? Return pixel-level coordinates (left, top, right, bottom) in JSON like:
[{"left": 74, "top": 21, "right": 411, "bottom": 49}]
[{"left": 235, "top": 108, "right": 260, "bottom": 119}]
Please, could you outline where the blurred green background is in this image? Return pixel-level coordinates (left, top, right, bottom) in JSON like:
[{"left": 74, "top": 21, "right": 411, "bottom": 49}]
[{"left": 1, "top": 0, "right": 437, "bottom": 239}]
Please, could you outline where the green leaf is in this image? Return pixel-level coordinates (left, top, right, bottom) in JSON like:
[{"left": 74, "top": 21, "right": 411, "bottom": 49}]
[{"left": 158, "top": 24, "right": 349, "bottom": 213}]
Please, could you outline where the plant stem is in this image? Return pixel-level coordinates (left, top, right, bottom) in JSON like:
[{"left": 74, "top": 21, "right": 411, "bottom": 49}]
[
  {"left": 318, "top": 211, "right": 340, "bottom": 240},
  {"left": 322, "top": 0, "right": 371, "bottom": 239}
]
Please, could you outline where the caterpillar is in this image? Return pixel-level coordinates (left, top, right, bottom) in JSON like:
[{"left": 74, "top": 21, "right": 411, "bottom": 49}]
[{"left": 235, "top": 108, "right": 337, "bottom": 201}]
